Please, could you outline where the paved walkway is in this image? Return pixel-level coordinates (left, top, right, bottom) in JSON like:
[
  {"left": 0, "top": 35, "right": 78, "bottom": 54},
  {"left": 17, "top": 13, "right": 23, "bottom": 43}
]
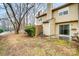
[{"left": 0, "top": 31, "right": 11, "bottom": 36}]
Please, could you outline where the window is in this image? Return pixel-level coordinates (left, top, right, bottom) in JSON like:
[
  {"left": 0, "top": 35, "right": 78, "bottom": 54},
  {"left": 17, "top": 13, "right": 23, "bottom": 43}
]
[
  {"left": 39, "top": 18, "right": 42, "bottom": 21},
  {"left": 63, "top": 10, "right": 68, "bottom": 15},
  {"left": 59, "top": 10, "right": 68, "bottom": 16},
  {"left": 59, "top": 12, "right": 63, "bottom": 16},
  {"left": 59, "top": 24, "right": 69, "bottom": 35}
]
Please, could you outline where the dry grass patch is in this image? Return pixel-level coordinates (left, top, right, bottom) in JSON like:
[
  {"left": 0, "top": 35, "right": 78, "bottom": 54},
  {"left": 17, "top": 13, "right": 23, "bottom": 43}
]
[{"left": 0, "top": 33, "right": 78, "bottom": 56}]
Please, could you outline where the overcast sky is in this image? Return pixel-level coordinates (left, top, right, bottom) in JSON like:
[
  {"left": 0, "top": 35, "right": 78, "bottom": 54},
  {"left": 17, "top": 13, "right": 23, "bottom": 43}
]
[
  {"left": 53, "top": 3, "right": 65, "bottom": 8},
  {"left": 0, "top": 3, "right": 65, "bottom": 18}
]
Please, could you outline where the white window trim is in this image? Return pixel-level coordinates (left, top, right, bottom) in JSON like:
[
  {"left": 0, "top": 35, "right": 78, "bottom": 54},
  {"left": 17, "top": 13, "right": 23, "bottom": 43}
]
[{"left": 59, "top": 24, "right": 71, "bottom": 40}]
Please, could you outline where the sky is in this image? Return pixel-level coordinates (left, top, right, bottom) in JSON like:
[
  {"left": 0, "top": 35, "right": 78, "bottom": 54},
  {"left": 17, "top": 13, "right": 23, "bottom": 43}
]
[
  {"left": 0, "top": 3, "right": 6, "bottom": 18},
  {"left": 53, "top": 3, "right": 65, "bottom": 8},
  {"left": 0, "top": 3, "right": 65, "bottom": 18}
]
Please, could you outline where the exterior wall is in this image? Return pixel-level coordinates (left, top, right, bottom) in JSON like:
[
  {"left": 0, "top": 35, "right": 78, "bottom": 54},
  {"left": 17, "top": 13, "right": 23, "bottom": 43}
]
[
  {"left": 35, "top": 15, "right": 47, "bottom": 25},
  {"left": 43, "top": 19, "right": 55, "bottom": 36},
  {"left": 35, "top": 18, "right": 42, "bottom": 25},
  {"left": 71, "top": 22, "right": 78, "bottom": 36},
  {"left": 50, "top": 19, "right": 56, "bottom": 36},
  {"left": 42, "top": 16, "right": 47, "bottom": 22},
  {"left": 44, "top": 3, "right": 55, "bottom": 36},
  {"left": 43, "top": 23, "right": 50, "bottom": 35},
  {"left": 53, "top": 4, "right": 78, "bottom": 23}
]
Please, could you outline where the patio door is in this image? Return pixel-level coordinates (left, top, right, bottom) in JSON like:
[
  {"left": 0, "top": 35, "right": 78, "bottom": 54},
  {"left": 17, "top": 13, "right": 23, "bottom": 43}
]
[{"left": 59, "top": 24, "right": 70, "bottom": 39}]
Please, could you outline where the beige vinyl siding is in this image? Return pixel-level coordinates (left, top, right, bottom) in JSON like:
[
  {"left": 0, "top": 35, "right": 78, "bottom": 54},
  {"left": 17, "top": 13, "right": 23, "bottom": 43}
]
[
  {"left": 53, "top": 4, "right": 78, "bottom": 23},
  {"left": 71, "top": 22, "right": 78, "bottom": 36},
  {"left": 42, "top": 15, "right": 47, "bottom": 22}
]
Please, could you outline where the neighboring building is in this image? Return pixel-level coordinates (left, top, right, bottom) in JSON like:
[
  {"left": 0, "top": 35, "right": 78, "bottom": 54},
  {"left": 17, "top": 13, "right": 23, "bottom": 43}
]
[
  {"left": 27, "top": 3, "right": 47, "bottom": 25},
  {"left": 35, "top": 3, "right": 79, "bottom": 39}
]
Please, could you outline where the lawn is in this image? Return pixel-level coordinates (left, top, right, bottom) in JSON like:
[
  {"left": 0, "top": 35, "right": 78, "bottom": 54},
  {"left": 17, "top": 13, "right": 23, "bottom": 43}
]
[{"left": 0, "top": 33, "right": 78, "bottom": 56}]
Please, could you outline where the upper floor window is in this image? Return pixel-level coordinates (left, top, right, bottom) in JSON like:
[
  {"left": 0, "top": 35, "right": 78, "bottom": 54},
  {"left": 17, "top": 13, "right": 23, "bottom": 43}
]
[
  {"left": 59, "top": 10, "right": 68, "bottom": 16},
  {"left": 39, "top": 18, "right": 42, "bottom": 21},
  {"left": 63, "top": 10, "right": 68, "bottom": 15},
  {"left": 59, "top": 12, "right": 63, "bottom": 16},
  {"left": 58, "top": 7, "right": 69, "bottom": 16}
]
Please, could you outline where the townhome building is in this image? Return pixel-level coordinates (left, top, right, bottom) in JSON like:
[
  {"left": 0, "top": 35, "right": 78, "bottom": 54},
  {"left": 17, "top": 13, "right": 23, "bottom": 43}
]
[{"left": 35, "top": 3, "right": 79, "bottom": 40}]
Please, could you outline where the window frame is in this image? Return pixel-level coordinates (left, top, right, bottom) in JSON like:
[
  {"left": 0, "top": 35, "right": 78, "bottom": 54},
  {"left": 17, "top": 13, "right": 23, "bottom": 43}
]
[
  {"left": 59, "top": 24, "right": 70, "bottom": 35},
  {"left": 59, "top": 10, "right": 68, "bottom": 16},
  {"left": 63, "top": 10, "right": 68, "bottom": 15},
  {"left": 58, "top": 7, "right": 69, "bottom": 16}
]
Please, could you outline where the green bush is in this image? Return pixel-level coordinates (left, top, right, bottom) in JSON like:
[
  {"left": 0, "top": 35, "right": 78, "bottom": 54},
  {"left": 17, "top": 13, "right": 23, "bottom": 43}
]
[
  {"left": 0, "top": 28, "right": 4, "bottom": 33},
  {"left": 24, "top": 25, "right": 35, "bottom": 37}
]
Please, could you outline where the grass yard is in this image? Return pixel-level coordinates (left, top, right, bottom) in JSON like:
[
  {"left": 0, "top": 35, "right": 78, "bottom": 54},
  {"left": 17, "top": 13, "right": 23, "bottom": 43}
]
[{"left": 0, "top": 33, "right": 78, "bottom": 56}]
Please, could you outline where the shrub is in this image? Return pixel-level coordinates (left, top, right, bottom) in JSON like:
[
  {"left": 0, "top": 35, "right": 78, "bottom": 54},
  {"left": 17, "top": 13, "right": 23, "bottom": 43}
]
[
  {"left": 0, "top": 28, "right": 4, "bottom": 33},
  {"left": 24, "top": 25, "right": 35, "bottom": 37}
]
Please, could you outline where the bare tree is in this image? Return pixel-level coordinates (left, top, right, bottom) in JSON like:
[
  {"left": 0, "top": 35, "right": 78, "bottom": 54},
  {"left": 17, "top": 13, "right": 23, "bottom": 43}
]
[{"left": 3, "top": 3, "right": 34, "bottom": 34}]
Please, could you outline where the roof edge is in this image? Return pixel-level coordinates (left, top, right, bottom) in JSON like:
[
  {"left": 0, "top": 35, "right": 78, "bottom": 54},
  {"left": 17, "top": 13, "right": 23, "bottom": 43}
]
[
  {"left": 36, "top": 13, "right": 47, "bottom": 18},
  {"left": 52, "top": 3, "right": 74, "bottom": 11}
]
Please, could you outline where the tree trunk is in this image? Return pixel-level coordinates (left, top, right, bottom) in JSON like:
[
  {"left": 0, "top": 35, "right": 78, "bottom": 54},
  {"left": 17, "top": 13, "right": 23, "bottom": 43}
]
[
  {"left": 3, "top": 3, "right": 35, "bottom": 34},
  {"left": 15, "top": 29, "right": 19, "bottom": 34},
  {"left": 15, "top": 23, "right": 21, "bottom": 34},
  {"left": 15, "top": 27, "right": 20, "bottom": 34}
]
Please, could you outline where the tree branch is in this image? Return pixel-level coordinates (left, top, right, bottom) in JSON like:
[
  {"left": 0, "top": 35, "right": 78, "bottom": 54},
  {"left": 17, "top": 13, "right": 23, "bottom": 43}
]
[
  {"left": 20, "top": 4, "right": 34, "bottom": 23},
  {"left": 3, "top": 3, "right": 16, "bottom": 30},
  {"left": 7, "top": 3, "right": 19, "bottom": 24}
]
